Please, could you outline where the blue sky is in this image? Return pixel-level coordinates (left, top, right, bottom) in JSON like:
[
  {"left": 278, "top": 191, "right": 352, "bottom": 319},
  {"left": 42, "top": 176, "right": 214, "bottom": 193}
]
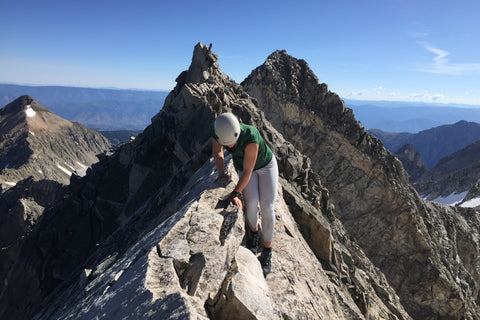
[{"left": 1, "top": 0, "right": 479, "bottom": 105}]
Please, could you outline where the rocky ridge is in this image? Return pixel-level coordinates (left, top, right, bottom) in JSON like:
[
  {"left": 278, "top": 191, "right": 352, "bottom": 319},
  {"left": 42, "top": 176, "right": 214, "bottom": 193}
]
[
  {"left": 0, "top": 43, "right": 416, "bottom": 319},
  {"left": 0, "top": 96, "right": 112, "bottom": 311},
  {"left": 243, "top": 49, "right": 480, "bottom": 319}
]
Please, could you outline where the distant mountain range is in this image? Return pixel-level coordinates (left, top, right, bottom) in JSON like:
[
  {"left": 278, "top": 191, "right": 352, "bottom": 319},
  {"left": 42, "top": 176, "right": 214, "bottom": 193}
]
[
  {"left": 0, "top": 84, "right": 169, "bottom": 130},
  {"left": 2, "top": 84, "right": 480, "bottom": 133},
  {"left": 371, "top": 121, "right": 480, "bottom": 205},
  {"left": 345, "top": 99, "right": 480, "bottom": 133},
  {"left": 414, "top": 140, "right": 480, "bottom": 203},
  {"left": 369, "top": 120, "right": 480, "bottom": 168}
]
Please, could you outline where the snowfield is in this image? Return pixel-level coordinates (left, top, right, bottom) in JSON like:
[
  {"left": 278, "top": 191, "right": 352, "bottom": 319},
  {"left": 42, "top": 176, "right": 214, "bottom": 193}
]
[
  {"left": 25, "top": 105, "right": 36, "bottom": 117},
  {"left": 57, "top": 164, "right": 72, "bottom": 176},
  {"left": 460, "top": 197, "right": 480, "bottom": 208},
  {"left": 424, "top": 191, "right": 468, "bottom": 206}
]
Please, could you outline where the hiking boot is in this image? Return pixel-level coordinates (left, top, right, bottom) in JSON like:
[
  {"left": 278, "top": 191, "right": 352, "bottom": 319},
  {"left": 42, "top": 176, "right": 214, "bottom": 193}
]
[
  {"left": 261, "top": 248, "right": 272, "bottom": 276},
  {"left": 247, "top": 231, "right": 259, "bottom": 255}
]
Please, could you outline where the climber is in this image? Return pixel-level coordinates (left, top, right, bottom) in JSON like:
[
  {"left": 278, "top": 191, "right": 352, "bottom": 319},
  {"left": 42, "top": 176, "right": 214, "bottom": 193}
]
[{"left": 212, "top": 112, "right": 278, "bottom": 275}]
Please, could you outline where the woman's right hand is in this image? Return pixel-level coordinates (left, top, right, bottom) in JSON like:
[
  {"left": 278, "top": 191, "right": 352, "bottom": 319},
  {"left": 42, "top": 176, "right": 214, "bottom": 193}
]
[
  {"left": 214, "top": 173, "right": 231, "bottom": 185},
  {"left": 226, "top": 192, "right": 243, "bottom": 210}
]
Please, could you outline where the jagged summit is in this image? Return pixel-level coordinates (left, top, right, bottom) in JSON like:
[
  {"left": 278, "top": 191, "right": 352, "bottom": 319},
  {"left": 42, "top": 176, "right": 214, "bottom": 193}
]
[
  {"left": 243, "top": 49, "right": 345, "bottom": 118},
  {"left": 173, "top": 42, "right": 231, "bottom": 91}
]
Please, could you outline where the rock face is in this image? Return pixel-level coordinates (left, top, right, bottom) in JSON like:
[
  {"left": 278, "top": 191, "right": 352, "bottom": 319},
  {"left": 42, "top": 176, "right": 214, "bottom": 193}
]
[
  {"left": 243, "top": 49, "right": 480, "bottom": 319},
  {"left": 395, "top": 144, "right": 429, "bottom": 182}
]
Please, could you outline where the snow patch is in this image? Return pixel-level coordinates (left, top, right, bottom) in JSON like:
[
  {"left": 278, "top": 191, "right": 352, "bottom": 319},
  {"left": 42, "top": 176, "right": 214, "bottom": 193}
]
[
  {"left": 460, "top": 197, "right": 480, "bottom": 208},
  {"left": 57, "top": 164, "right": 72, "bottom": 176},
  {"left": 38, "top": 169, "right": 43, "bottom": 174},
  {"left": 25, "top": 105, "right": 36, "bottom": 117},
  {"left": 29, "top": 131, "right": 35, "bottom": 136},
  {"left": 76, "top": 161, "right": 87, "bottom": 169},
  {"left": 4, "top": 181, "right": 16, "bottom": 186},
  {"left": 431, "top": 191, "right": 468, "bottom": 206}
]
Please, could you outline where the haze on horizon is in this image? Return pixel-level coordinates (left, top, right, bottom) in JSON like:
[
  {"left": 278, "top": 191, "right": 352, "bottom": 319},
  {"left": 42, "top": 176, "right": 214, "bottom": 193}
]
[{"left": 1, "top": 0, "right": 479, "bottom": 106}]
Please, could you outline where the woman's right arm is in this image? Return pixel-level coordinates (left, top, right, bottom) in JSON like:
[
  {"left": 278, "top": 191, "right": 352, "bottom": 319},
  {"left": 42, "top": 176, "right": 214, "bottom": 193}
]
[{"left": 212, "top": 138, "right": 225, "bottom": 173}]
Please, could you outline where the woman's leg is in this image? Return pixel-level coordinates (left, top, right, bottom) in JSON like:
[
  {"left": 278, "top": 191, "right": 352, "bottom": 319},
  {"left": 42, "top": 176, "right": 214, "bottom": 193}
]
[
  {"left": 257, "top": 157, "right": 278, "bottom": 248},
  {"left": 240, "top": 170, "right": 260, "bottom": 231}
]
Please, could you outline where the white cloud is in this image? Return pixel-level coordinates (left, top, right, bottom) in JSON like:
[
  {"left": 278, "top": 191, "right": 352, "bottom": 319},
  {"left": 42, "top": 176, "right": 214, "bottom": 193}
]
[
  {"left": 409, "top": 90, "right": 445, "bottom": 101},
  {"left": 348, "top": 89, "right": 368, "bottom": 97},
  {"left": 418, "top": 42, "right": 480, "bottom": 75},
  {"left": 422, "top": 43, "right": 450, "bottom": 64},
  {"left": 373, "top": 86, "right": 385, "bottom": 94}
]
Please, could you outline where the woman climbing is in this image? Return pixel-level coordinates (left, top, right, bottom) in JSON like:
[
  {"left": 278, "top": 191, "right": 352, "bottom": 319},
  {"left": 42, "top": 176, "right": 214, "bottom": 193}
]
[{"left": 212, "top": 112, "right": 278, "bottom": 275}]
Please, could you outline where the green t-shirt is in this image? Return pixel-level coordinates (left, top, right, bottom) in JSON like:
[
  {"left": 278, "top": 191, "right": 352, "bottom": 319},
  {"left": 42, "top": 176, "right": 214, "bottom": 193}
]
[{"left": 213, "top": 123, "right": 273, "bottom": 171}]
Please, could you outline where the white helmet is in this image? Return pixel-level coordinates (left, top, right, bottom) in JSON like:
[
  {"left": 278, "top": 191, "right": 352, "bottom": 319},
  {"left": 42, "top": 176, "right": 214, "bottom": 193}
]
[{"left": 214, "top": 113, "right": 241, "bottom": 145}]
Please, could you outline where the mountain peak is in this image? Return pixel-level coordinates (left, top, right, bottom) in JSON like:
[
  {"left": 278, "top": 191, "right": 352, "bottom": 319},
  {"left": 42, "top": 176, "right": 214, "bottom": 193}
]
[
  {"left": 174, "top": 42, "right": 228, "bottom": 89},
  {"left": 0, "top": 95, "right": 111, "bottom": 189},
  {"left": 1, "top": 95, "right": 36, "bottom": 115},
  {"left": 242, "top": 49, "right": 346, "bottom": 118},
  {"left": 0, "top": 95, "right": 53, "bottom": 124}
]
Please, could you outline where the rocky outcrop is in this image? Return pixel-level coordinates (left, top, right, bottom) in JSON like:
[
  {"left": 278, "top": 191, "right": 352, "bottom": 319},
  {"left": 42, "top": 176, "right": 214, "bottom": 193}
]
[
  {"left": 1, "top": 43, "right": 415, "bottom": 320},
  {"left": 243, "top": 49, "right": 480, "bottom": 319},
  {"left": 395, "top": 144, "right": 429, "bottom": 182}
]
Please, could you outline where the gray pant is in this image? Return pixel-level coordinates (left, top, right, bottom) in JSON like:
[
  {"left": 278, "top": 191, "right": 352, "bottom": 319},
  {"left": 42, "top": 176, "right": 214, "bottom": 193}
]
[{"left": 239, "top": 157, "right": 278, "bottom": 242}]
